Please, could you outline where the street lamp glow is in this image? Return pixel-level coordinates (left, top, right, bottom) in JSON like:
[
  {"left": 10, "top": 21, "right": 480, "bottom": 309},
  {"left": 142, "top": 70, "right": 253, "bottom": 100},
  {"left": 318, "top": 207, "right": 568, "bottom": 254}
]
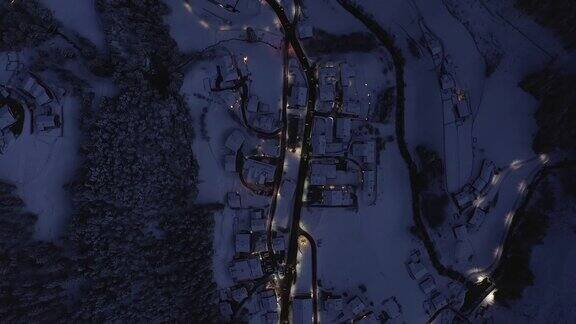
[
  {"left": 510, "top": 159, "right": 523, "bottom": 170},
  {"left": 484, "top": 289, "right": 496, "bottom": 305}
]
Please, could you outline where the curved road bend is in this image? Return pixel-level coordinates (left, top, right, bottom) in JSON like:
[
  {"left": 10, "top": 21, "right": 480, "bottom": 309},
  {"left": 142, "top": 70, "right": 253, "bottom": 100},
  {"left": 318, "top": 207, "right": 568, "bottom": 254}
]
[
  {"left": 336, "top": 0, "right": 473, "bottom": 287},
  {"left": 300, "top": 231, "right": 318, "bottom": 324},
  {"left": 264, "top": 1, "right": 319, "bottom": 323}
]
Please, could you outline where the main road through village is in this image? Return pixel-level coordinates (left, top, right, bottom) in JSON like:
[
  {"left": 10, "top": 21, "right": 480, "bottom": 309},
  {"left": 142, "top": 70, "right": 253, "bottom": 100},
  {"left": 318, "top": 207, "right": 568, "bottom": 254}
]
[{"left": 263, "top": 0, "right": 319, "bottom": 323}]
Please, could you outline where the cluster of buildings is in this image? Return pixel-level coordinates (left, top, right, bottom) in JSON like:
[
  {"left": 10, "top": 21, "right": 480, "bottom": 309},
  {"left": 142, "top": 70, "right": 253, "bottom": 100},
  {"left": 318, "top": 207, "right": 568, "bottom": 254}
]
[
  {"left": 319, "top": 291, "right": 401, "bottom": 323},
  {"left": 0, "top": 72, "right": 64, "bottom": 153},
  {"left": 422, "top": 27, "right": 472, "bottom": 125},
  {"left": 405, "top": 250, "right": 450, "bottom": 315},
  {"left": 219, "top": 287, "right": 281, "bottom": 323},
  {"left": 452, "top": 159, "right": 496, "bottom": 228},
  {"left": 220, "top": 189, "right": 287, "bottom": 321},
  {"left": 315, "top": 61, "right": 369, "bottom": 118},
  {"left": 213, "top": 53, "right": 281, "bottom": 134}
]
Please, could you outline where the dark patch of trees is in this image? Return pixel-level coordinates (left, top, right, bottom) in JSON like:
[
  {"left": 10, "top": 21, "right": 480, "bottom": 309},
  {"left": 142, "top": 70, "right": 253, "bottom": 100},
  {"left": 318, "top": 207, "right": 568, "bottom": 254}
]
[
  {"left": 415, "top": 146, "right": 448, "bottom": 228},
  {"left": 492, "top": 179, "right": 555, "bottom": 306},
  {"left": 519, "top": 69, "right": 576, "bottom": 155},
  {"left": 0, "top": 0, "right": 221, "bottom": 322},
  {"left": 303, "top": 28, "right": 377, "bottom": 54},
  {"left": 516, "top": 0, "right": 576, "bottom": 49}
]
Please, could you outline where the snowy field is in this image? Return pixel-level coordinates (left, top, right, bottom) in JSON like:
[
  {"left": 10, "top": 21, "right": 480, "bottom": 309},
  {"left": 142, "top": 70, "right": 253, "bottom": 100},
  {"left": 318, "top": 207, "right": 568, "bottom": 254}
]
[
  {"left": 0, "top": 95, "right": 80, "bottom": 240},
  {"left": 39, "top": 0, "right": 106, "bottom": 50}
]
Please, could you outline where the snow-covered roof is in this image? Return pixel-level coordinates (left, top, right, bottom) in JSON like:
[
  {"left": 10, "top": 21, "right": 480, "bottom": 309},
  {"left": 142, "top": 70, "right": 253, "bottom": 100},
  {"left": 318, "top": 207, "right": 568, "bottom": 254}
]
[
  {"left": 352, "top": 141, "right": 376, "bottom": 164},
  {"left": 231, "top": 286, "right": 248, "bottom": 302},
  {"left": 452, "top": 225, "right": 467, "bottom": 240},
  {"left": 297, "top": 25, "right": 313, "bottom": 39},
  {"left": 319, "top": 84, "right": 335, "bottom": 102},
  {"left": 453, "top": 186, "right": 474, "bottom": 210},
  {"left": 419, "top": 277, "right": 437, "bottom": 295},
  {"left": 235, "top": 233, "right": 251, "bottom": 254},
  {"left": 250, "top": 218, "right": 267, "bottom": 232},
  {"left": 340, "top": 63, "right": 356, "bottom": 84},
  {"left": 35, "top": 114, "right": 58, "bottom": 131},
  {"left": 243, "top": 159, "right": 276, "bottom": 184},
  {"left": 219, "top": 302, "right": 233, "bottom": 318},
  {"left": 471, "top": 160, "right": 495, "bottom": 193},
  {"left": 347, "top": 296, "right": 366, "bottom": 316},
  {"left": 224, "top": 154, "right": 236, "bottom": 172},
  {"left": 430, "top": 293, "right": 447, "bottom": 310},
  {"left": 227, "top": 192, "right": 242, "bottom": 209},
  {"left": 382, "top": 298, "right": 400, "bottom": 318},
  {"left": 225, "top": 129, "right": 245, "bottom": 151},
  {"left": 440, "top": 74, "right": 454, "bottom": 90},
  {"left": 289, "top": 86, "right": 307, "bottom": 108},
  {"left": 229, "top": 258, "right": 264, "bottom": 282},
  {"left": 272, "top": 236, "right": 286, "bottom": 252},
  {"left": 259, "top": 290, "right": 278, "bottom": 312},
  {"left": 309, "top": 163, "right": 337, "bottom": 185},
  {"left": 407, "top": 261, "right": 428, "bottom": 280},
  {"left": 312, "top": 134, "right": 326, "bottom": 156},
  {"left": 0, "top": 105, "right": 16, "bottom": 130},
  {"left": 335, "top": 118, "right": 352, "bottom": 141},
  {"left": 468, "top": 208, "right": 486, "bottom": 227},
  {"left": 322, "top": 189, "right": 353, "bottom": 206},
  {"left": 22, "top": 75, "right": 53, "bottom": 106},
  {"left": 325, "top": 297, "right": 343, "bottom": 312},
  {"left": 262, "top": 312, "right": 279, "bottom": 324},
  {"left": 247, "top": 97, "right": 259, "bottom": 112}
]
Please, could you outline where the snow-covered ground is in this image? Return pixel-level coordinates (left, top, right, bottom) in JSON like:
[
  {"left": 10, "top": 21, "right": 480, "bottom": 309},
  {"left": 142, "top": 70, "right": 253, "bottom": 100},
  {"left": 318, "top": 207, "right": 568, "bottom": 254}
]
[
  {"left": 39, "top": 0, "right": 106, "bottom": 50},
  {"left": 360, "top": 0, "right": 565, "bottom": 281},
  {"left": 0, "top": 94, "right": 80, "bottom": 240}
]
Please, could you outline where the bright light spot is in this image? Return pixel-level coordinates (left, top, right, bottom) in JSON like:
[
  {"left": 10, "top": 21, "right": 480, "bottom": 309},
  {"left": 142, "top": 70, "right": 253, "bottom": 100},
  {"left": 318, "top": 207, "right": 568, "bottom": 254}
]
[
  {"left": 473, "top": 196, "right": 485, "bottom": 208},
  {"left": 476, "top": 275, "right": 486, "bottom": 283},
  {"left": 539, "top": 153, "right": 550, "bottom": 164},
  {"left": 183, "top": 2, "right": 192, "bottom": 12},
  {"left": 199, "top": 20, "right": 210, "bottom": 29},
  {"left": 493, "top": 246, "right": 502, "bottom": 258},
  {"left": 484, "top": 289, "right": 496, "bottom": 305},
  {"left": 491, "top": 173, "right": 501, "bottom": 186},
  {"left": 505, "top": 211, "right": 514, "bottom": 226},
  {"left": 243, "top": 56, "right": 248, "bottom": 63},
  {"left": 518, "top": 180, "right": 527, "bottom": 193},
  {"left": 298, "top": 236, "right": 308, "bottom": 247},
  {"left": 510, "top": 159, "right": 523, "bottom": 170}
]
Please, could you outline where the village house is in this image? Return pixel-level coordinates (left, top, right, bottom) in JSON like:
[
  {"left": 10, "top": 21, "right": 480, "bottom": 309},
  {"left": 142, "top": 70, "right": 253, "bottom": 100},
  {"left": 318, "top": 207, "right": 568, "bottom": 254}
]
[
  {"left": 227, "top": 191, "right": 242, "bottom": 209},
  {"left": 225, "top": 129, "right": 245, "bottom": 152},
  {"left": 22, "top": 74, "right": 54, "bottom": 106},
  {"left": 471, "top": 160, "right": 495, "bottom": 194},
  {"left": 229, "top": 257, "right": 264, "bottom": 282},
  {"left": 231, "top": 286, "right": 249, "bottom": 303},
  {"left": 288, "top": 86, "right": 307, "bottom": 109},
  {"left": 235, "top": 233, "right": 251, "bottom": 254},
  {"left": 0, "top": 105, "right": 16, "bottom": 130},
  {"left": 243, "top": 158, "right": 276, "bottom": 185}
]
